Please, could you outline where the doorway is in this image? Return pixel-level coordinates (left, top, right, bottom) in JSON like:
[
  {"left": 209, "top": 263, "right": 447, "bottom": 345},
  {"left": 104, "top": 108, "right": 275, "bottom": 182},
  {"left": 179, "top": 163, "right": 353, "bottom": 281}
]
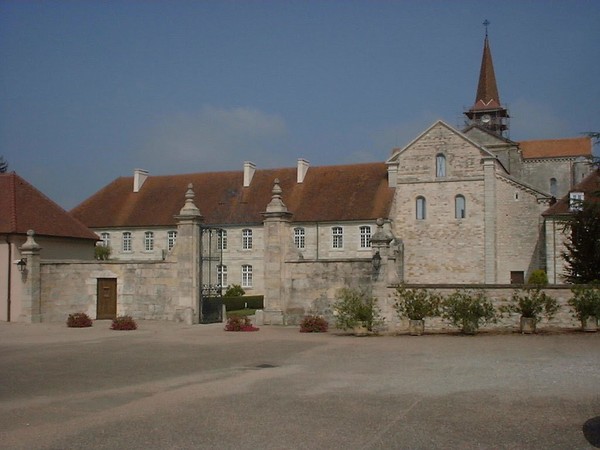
[{"left": 97, "top": 278, "right": 117, "bottom": 319}]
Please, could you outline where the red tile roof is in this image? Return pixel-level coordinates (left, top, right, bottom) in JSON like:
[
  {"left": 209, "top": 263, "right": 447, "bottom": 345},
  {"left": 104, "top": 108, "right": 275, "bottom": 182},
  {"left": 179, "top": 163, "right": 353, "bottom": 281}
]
[
  {"left": 519, "top": 137, "right": 592, "bottom": 159},
  {"left": 0, "top": 172, "right": 99, "bottom": 240},
  {"left": 543, "top": 169, "right": 600, "bottom": 216},
  {"left": 71, "top": 163, "right": 395, "bottom": 228}
]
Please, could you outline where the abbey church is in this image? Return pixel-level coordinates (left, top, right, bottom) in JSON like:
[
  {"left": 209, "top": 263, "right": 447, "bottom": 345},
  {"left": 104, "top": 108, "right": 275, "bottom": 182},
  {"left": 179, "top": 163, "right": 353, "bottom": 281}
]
[{"left": 71, "top": 30, "right": 594, "bottom": 300}]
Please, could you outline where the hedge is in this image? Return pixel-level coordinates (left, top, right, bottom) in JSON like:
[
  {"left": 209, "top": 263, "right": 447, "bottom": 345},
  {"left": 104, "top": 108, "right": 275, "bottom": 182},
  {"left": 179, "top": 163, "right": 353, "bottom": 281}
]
[{"left": 222, "top": 295, "right": 264, "bottom": 311}]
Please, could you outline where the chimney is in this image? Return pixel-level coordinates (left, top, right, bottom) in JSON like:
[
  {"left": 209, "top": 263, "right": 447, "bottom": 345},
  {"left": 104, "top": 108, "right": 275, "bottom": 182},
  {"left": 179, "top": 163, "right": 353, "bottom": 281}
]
[
  {"left": 243, "top": 161, "right": 256, "bottom": 187},
  {"left": 133, "top": 169, "right": 149, "bottom": 193},
  {"left": 297, "top": 158, "right": 310, "bottom": 183}
]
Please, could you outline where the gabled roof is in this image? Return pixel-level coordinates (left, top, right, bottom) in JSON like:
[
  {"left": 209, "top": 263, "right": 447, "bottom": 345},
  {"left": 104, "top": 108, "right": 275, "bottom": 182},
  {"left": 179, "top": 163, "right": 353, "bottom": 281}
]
[
  {"left": 0, "top": 172, "right": 99, "bottom": 240},
  {"left": 543, "top": 169, "right": 600, "bottom": 217},
  {"left": 519, "top": 137, "right": 592, "bottom": 159},
  {"left": 386, "top": 120, "right": 500, "bottom": 164},
  {"left": 71, "top": 162, "right": 395, "bottom": 228}
]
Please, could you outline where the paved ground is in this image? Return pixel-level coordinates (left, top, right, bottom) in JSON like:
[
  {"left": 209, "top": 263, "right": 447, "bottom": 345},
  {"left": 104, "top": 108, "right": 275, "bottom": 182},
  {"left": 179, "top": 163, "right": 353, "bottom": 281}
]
[{"left": 0, "top": 321, "right": 599, "bottom": 449}]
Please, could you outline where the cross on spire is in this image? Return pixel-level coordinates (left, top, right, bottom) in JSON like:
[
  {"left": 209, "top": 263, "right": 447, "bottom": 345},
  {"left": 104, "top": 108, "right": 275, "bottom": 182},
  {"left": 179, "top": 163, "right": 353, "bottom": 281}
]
[{"left": 483, "top": 19, "right": 490, "bottom": 37}]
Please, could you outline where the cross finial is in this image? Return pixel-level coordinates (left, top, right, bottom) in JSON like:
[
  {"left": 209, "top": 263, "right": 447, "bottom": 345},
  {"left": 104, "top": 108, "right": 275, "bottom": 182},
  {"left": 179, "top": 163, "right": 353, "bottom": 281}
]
[{"left": 483, "top": 19, "right": 490, "bottom": 37}]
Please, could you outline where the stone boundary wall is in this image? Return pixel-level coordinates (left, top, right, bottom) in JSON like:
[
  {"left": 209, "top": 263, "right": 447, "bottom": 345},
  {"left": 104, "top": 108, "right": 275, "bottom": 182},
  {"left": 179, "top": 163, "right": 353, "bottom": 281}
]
[
  {"left": 378, "top": 284, "right": 581, "bottom": 333},
  {"left": 283, "top": 258, "right": 373, "bottom": 324},
  {"left": 40, "top": 260, "right": 179, "bottom": 322}
]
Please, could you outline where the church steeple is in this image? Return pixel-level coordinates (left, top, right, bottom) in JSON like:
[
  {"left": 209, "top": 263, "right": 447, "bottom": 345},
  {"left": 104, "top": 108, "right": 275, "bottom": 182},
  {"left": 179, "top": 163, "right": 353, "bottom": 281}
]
[{"left": 464, "top": 20, "right": 509, "bottom": 137}]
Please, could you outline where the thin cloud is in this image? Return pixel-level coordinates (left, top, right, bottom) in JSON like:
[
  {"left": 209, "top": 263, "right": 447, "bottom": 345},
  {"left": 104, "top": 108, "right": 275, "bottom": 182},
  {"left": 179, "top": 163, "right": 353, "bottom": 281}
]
[{"left": 137, "top": 105, "right": 289, "bottom": 174}]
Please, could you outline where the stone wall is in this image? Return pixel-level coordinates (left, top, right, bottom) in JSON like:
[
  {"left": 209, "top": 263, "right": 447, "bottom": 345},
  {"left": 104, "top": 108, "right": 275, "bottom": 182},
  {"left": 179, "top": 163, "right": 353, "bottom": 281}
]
[
  {"left": 377, "top": 285, "right": 581, "bottom": 333},
  {"left": 281, "top": 258, "right": 373, "bottom": 324},
  {"left": 40, "top": 260, "right": 180, "bottom": 322}
]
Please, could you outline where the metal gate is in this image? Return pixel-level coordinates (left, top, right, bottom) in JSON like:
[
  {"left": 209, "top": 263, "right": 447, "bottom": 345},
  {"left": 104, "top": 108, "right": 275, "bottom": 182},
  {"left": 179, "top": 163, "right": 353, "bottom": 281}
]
[{"left": 200, "top": 226, "right": 224, "bottom": 324}]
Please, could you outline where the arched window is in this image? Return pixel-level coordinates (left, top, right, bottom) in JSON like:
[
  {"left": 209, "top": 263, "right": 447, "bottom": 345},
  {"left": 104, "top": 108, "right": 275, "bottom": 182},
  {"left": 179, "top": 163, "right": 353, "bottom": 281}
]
[
  {"left": 436, "top": 154, "right": 446, "bottom": 177},
  {"left": 416, "top": 196, "right": 426, "bottom": 220},
  {"left": 294, "top": 227, "right": 305, "bottom": 249},
  {"left": 550, "top": 178, "right": 557, "bottom": 197},
  {"left": 455, "top": 195, "right": 466, "bottom": 219}
]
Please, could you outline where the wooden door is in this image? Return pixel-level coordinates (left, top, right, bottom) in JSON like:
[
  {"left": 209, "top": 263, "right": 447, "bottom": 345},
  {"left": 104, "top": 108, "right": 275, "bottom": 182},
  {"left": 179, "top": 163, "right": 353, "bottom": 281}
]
[{"left": 97, "top": 278, "right": 117, "bottom": 319}]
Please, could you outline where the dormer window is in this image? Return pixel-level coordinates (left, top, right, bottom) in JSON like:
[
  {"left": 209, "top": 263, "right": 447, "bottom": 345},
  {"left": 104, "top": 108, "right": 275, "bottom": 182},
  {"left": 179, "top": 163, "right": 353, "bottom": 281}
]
[
  {"left": 436, "top": 154, "right": 446, "bottom": 178},
  {"left": 569, "top": 192, "right": 584, "bottom": 211}
]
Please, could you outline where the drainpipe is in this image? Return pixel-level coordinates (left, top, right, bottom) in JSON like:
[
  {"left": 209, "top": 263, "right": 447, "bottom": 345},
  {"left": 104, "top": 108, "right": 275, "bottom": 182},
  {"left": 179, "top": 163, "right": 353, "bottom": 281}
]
[{"left": 4, "top": 235, "right": 11, "bottom": 322}]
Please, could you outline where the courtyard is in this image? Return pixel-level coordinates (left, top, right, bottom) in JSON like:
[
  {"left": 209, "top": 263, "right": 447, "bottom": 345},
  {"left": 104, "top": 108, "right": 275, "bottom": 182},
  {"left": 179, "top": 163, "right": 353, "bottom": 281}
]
[{"left": 0, "top": 321, "right": 599, "bottom": 449}]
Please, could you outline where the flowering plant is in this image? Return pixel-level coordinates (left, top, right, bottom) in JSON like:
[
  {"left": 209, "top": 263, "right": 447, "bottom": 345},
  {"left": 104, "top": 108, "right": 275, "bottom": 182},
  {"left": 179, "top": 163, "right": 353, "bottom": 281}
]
[{"left": 225, "top": 315, "right": 259, "bottom": 332}]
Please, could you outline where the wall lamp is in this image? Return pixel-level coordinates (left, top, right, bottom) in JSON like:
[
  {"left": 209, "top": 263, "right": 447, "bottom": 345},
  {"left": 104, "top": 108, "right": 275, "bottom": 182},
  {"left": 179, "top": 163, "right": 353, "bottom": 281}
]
[{"left": 16, "top": 258, "right": 27, "bottom": 272}]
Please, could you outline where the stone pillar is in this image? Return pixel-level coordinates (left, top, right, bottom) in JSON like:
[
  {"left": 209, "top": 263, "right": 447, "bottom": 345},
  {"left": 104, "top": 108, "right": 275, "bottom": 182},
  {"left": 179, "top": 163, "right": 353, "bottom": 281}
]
[
  {"left": 261, "top": 179, "right": 292, "bottom": 325},
  {"left": 19, "top": 230, "right": 42, "bottom": 323},
  {"left": 483, "top": 158, "right": 497, "bottom": 284},
  {"left": 174, "top": 184, "right": 204, "bottom": 325},
  {"left": 370, "top": 218, "right": 396, "bottom": 308}
]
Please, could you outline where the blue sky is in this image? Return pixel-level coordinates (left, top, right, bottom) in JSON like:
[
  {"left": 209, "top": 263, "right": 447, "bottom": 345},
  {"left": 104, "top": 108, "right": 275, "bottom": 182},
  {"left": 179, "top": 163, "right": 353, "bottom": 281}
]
[{"left": 1, "top": 1, "right": 599, "bottom": 209}]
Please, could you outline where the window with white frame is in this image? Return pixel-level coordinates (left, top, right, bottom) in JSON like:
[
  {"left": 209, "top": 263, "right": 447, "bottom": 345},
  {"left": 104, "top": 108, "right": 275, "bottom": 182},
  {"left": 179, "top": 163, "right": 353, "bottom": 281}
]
[
  {"left": 122, "top": 232, "right": 132, "bottom": 252},
  {"left": 359, "top": 226, "right": 372, "bottom": 248},
  {"left": 144, "top": 231, "right": 154, "bottom": 251},
  {"left": 217, "top": 264, "right": 228, "bottom": 288},
  {"left": 332, "top": 227, "right": 343, "bottom": 249},
  {"left": 455, "top": 195, "right": 466, "bottom": 219},
  {"left": 294, "top": 227, "right": 305, "bottom": 249},
  {"left": 218, "top": 229, "right": 228, "bottom": 250},
  {"left": 569, "top": 192, "right": 584, "bottom": 211},
  {"left": 436, "top": 154, "right": 446, "bottom": 177},
  {"left": 100, "top": 232, "right": 110, "bottom": 247},
  {"left": 242, "top": 264, "right": 253, "bottom": 288},
  {"left": 167, "top": 231, "right": 177, "bottom": 251},
  {"left": 416, "top": 196, "right": 426, "bottom": 220},
  {"left": 242, "top": 229, "right": 253, "bottom": 249}
]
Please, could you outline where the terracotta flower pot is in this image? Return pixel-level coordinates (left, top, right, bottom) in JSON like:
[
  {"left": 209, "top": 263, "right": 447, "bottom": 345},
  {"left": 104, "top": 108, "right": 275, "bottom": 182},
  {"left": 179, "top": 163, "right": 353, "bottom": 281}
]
[
  {"left": 582, "top": 315, "right": 598, "bottom": 332},
  {"left": 409, "top": 319, "right": 425, "bottom": 336},
  {"left": 520, "top": 316, "right": 536, "bottom": 334}
]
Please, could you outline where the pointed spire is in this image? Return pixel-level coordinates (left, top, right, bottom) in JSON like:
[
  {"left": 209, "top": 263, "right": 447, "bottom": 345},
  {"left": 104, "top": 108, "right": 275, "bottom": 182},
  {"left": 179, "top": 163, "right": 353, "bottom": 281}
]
[
  {"left": 464, "top": 20, "right": 509, "bottom": 137},
  {"left": 473, "top": 33, "right": 501, "bottom": 110}
]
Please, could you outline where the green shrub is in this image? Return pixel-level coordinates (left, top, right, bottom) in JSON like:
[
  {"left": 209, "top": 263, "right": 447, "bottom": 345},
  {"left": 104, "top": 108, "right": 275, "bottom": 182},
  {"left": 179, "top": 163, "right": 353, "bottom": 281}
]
[
  {"left": 503, "top": 288, "right": 559, "bottom": 323},
  {"left": 94, "top": 245, "right": 111, "bottom": 261},
  {"left": 300, "top": 315, "right": 329, "bottom": 333},
  {"left": 569, "top": 284, "right": 600, "bottom": 322},
  {"left": 67, "top": 312, "right": 93, "bottom": 328},
  {"left": 527, "top": 270, "right": 548, "bottom": 287},
  {"left": 225, "top": 284, "right": 245, "bottom": 297},
  {"left": 393, "top": 285, "right": 440, "bottom": 320},
  {"left": 111, "top": 315, "right": 137, "bottom": 330},
  {"left": 222, "top": 295, "right": 264, "bottom": 311},
  {"left": 442, "top": 289, "right": 497, "bottom": 334},
  {"left": 333, "top": 287, "right": 383, "bottom": 332}
]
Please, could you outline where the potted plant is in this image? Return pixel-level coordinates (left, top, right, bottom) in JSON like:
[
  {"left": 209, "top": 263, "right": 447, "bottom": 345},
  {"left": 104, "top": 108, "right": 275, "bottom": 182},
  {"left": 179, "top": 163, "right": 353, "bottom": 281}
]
[
  {"left": 503, "top": 288, "right": 559, "bottom": 334},
  {"left": 393, "top": 285, "right": 440, "bottom": 335},
  {"left": 333, "top": 287, "right": 383, "bottom": 336},
  {"left": 568, "top": 284, "right": 600, "bottom": 332},
  {"left": 441, "top": 289, "right": 496, "bottom": 335}
]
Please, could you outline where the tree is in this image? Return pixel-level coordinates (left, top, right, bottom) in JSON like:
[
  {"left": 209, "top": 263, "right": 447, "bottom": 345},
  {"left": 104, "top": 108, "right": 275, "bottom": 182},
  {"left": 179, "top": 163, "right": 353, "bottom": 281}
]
[
  {"left": 0, "top": 156, "right": 7, "bottom": 173},
  {"left": 563, "top": 196, "right": 600, "bottom": 284}
]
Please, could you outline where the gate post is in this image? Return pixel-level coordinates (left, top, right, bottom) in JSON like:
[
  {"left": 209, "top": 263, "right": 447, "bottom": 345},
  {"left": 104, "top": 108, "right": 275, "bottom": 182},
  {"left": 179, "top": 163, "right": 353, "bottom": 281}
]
[
  {"left": 174, "top": 184, "right": 204, "bottom": 325},
  {"left": 262, "top": 179, "right": 292, "bottom": 325},
  {"left": 19, "top": 230, "right": 42, "bottom": 323}
]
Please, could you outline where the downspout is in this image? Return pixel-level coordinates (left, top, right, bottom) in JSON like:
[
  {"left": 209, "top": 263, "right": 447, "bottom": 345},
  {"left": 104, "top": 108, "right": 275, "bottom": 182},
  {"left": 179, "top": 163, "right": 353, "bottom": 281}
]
[
  {"left": 5, "top": 235, "right": 11, "bottom": 322},
  {"left": 315, "top": 222, "right": 319, "bottom": 260}
]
